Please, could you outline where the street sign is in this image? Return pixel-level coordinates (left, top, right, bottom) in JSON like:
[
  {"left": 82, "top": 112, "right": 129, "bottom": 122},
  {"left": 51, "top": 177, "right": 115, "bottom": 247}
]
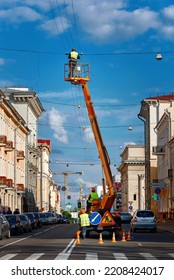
[
  {"left": 62, "top": 186, "right": 66, "bottom": 191},
  {"left": 129, "top": 205, "right": 133, "bottom": 211},
  {"left": 99, "top": 211, "right": 115, "bottom": 226},
  {"left": 151, "top": 183, "right": 166, "bottom": 188},
  {"left": 89, "top": 212, "right": 102, "bottom": 225},
  {"left": 67, "top": 195, "right": 71, "bottom": 199}
]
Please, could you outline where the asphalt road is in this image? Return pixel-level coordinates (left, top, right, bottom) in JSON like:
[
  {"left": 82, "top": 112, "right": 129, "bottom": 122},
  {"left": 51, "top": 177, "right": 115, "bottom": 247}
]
[{"left": 0, "top": 223, "right": 174, "bottom": 260}]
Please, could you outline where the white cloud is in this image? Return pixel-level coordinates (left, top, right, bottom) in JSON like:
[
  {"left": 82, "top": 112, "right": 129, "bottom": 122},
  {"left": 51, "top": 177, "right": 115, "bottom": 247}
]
[
  {"left": 38, "top": 16, "right": 70, "bottom": 36},
  {"left": 162, "top": 5, "right": 174, "bottom": 21},
  {"left": 0, "top": 6, "right": 41, "bottom": 23},
  {"left": 0, "top": 58, "right": 5, "bottom": 65},
  {"left": 82, "top": 127, "right": 95, "bottom": 144},
  {"left": 48, "top": 107, "right": 68, "bottom": 144}
]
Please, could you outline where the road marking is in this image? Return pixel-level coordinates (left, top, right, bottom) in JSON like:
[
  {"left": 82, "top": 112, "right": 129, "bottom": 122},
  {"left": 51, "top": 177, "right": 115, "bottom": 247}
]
[
  {"left": 25, "top": 253, "right": 44, "bottom": 260},
  {"left": 44, "top": 229, "right": 50, "bottom": 232},
  {"left": 0, "top": 254, "right": 17, "bottom": 260},
  {"left": 168, "top": 253, "right": 174, "bottom": 258},
  {"left": 86, "top": 253, "right": 98, "bottom": 260},
  {"left": 55, "top": 239, "right": 76, "bottom": 260},
  {"left": 113, "top": 253, "right": 128, "bottom": 260},
  {"left": 0, "top": 236, "right": 31, "bottom": 249},
  {"left": 33, "top": 232, "right": 42, "bottom": 236},
  {"left": 138, "top": 243, "right": 142, "bottom": 246},
  {"left": 139, "top": 253, "right": 157, "bottom": 259}
]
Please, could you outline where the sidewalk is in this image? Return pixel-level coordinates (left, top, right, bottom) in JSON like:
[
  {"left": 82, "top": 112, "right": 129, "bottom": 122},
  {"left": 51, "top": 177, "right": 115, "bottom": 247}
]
[{"left": 157, "top": 220, "right": 174, "bottom": 234}]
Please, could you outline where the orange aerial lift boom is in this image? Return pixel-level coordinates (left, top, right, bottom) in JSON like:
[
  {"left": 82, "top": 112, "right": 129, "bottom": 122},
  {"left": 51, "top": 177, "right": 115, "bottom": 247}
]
[{"left": 64, "top": 62, "right": 116, "bottom": 212}]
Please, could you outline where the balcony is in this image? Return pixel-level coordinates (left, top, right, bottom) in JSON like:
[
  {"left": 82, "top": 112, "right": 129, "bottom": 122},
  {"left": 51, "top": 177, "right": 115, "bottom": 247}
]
[
  {"left": 16, "top": 183, "right": 25, "bottom": 193},
  {"left": 4, "top": 141, "right": 13, "bottom": 153},
  {"left": 0, "top": 135, "right": 7, "bottom": 147},
  {"left": 17, "top": 150, "right": 25, "bottom": 161},
  {"left": 152, "top": 146, "right": 165, "bottom": 155},
  {"left": 0, "top": 176, "right": 7, "bottom": 189},
  {"left": 6, "top": 179, "right": 14, "bottom": 189}
]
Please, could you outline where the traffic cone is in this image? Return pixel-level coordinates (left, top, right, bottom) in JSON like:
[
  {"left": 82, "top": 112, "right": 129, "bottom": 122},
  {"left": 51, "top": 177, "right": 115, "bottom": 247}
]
[
  {"left": 74, "top": 230, "right": 81, "bottom": 239},
  {"left": 98, "top": 233, "right": 104, "bottom": 244},
  {"left": 75, "top": 231, "right": 81, "bottom": 244},
  {"left": 127, "top": 230, "right": 131, "bottom": 241},
  {"left": 112, "top": 232, "right": 117, "bottom": 243},
  {"left": 121, "top": 230, "right": 126, "bottom": 242}
]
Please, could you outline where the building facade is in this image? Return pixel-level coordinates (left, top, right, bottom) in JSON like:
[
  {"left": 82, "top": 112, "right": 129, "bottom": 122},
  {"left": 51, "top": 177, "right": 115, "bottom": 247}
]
[
  {"left": 118, "top": 145, "right": 145, "bottom": 213},
  {"left": 0, "top": 90, "right": 29, "bottom": 212},
  {"left": 138, "top": 94, "right": 174, "bottom": 219}
]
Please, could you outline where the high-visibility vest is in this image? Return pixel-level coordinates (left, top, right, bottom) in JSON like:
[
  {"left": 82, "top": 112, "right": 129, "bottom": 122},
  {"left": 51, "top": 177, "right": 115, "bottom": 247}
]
[
  {"left": 80, "top": 213, "right": 90, "bottom": 227},
  {"left": 88, "top": 192, "right": 99, "bottom": 203},
  {"left": 70, "top": 51, "right": 79, "bottom": 60}
]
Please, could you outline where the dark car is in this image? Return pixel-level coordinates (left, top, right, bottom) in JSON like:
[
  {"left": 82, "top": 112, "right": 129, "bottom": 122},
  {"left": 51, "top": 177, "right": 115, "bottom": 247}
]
[
  {"left": 39, "top": 212, "right": 48, "bottom": 225},
  {"left": 19, "top": 214, "right": 32, "bottom": 232},
  {"left": 5, "top": 214, "right": 23, "bottom": 235},
  {"left": 24, "top": 213, "right": 37, "bottom": 230},
  {"left": 119, "top": 212, "right": 132, "bottom": 224},
  {"left": 33, "top": 212, "right": 43, "bottom": 228}
]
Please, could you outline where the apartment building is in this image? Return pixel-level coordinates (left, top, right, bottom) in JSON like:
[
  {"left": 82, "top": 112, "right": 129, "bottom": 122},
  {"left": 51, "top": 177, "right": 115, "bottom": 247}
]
[
  {"left": 0, "top": 90, "right": 29, "bottom": 212},
  {"left": 118, "top": 145, "right": 145, "bottom": 213},
  {"left": 0, "top": 87, "right": 58, "bottom": 213},
  {"left": 138, "top": 94, "right": 174, "bottom": 219}
]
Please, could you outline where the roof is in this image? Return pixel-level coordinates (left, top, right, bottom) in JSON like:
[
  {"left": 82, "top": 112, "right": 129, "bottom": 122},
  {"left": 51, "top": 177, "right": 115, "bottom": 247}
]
[{"left": 146, "top": 93, "right": 174, "bottom": 101}]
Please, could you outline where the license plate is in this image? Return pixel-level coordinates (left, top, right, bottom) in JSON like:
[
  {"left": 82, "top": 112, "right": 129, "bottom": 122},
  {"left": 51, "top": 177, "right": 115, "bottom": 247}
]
[{"left": 97, "top": 226, "right": 103, "bottom": 231}]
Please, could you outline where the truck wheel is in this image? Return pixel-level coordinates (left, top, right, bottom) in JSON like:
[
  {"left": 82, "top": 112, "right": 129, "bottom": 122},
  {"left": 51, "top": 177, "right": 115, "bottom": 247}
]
[{"left": 86, "top": 231, "right": 90, "bottom": 238}]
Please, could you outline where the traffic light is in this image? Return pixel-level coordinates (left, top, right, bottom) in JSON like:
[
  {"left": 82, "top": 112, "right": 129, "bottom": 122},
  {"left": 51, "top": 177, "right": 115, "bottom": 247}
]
[
  {"left": 152, "top": 193, "right": 157, "bottom": 200},
  {"left": 133, "top": 194, "right": 136, "bottom": 201},
  {"left": 77, "top": 201, "right": 81, "bottom": 208}
]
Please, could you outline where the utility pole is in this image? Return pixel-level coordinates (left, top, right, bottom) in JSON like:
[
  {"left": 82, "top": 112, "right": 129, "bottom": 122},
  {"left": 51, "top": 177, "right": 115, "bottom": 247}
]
[{"left": 53, "top": 171, "right": 83, "bottom": 209}]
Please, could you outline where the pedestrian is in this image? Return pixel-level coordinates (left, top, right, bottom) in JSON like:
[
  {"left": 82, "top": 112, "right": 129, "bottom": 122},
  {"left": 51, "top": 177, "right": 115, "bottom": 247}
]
[
  {"left": 6, "top": 207, "right": 12, "bottom": 214},
  {"left": 79, "top": 208, "right": 90, "bottom": 239},
  {"left": 13, "top": 208, "right": 20, "bottom": 214},
  {"left": 2, "top": 207, "right": 6, "bottom": 215},
  {"left": 87, "top": 187, "right": 99, "bottom": 211},
  {"left": 68, "top": 47, "right": 80, "bottom": 77}
]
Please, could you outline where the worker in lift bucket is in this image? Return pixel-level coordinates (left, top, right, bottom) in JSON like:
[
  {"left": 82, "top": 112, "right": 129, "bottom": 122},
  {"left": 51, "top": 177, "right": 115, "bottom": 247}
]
[
  {"left": 87, "top": 187, "right": 99, "bottom": 211},
  {"left": 68, "top": 48, "right": 80, "bottom": 77}
]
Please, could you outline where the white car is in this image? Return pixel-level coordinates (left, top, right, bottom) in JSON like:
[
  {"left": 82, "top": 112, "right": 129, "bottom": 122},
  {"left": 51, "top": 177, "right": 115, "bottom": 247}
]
[
  {"left": 130, "top": 210, "right": 157, "bottom": 232},
  {"left": 0, "top": 214, "right": 10, "bottom": 240}
]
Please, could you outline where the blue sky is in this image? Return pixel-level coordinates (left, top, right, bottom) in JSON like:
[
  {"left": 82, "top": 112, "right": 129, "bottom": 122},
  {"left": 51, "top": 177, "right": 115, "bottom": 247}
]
[{"left": 1, "top": 0, "right": 174, "bottom": 208}]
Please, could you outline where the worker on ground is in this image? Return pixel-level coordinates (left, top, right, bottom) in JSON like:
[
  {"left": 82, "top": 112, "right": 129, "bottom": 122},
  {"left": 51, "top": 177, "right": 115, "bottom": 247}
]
[
  {"left": 68, "top": 47, "right": 80, "bottom": 77},
  {"left": 79, "top": 208, "right": 90, "bottom": 239},
  {"left": 87, "top": 187, "right": 99, "bottom": 211}
]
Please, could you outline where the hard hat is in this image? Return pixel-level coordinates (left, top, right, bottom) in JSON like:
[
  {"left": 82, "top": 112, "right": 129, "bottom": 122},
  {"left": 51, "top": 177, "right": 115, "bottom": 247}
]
[
  {"left": 72, "top": 48, "right": 76, "bottom": 51},
  {"left": 91, "top": 187, "right": 95, "bottom": 192}
]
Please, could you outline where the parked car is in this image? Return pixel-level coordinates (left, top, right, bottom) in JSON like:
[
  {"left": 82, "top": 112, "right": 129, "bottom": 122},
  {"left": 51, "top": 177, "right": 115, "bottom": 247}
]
[
  {"left": 19, "top": 214, "right": 32, "bottom": 232},
  {"left": 0, "top": 214, "right": 10, "bottom": 240},
  {"left": 33, "top": 212, "right": 43, "bottom": 228},
  {"left": 130, "top": 210, "right": 157, "bottom": 232},
  {"left": 44, "top": 212, "right": 58, "bottom": 224},
  {"left": 119, "top": 212, "right": 132, "bottom": 224},
  {"left": 5, "top": 214, "right": 23, "bottom": 235},
  {"left": 24, "top": 213, "right": 37, "bottom": 230},
  {"left": 39, "top": 212, "right": 48, "bottom": 225},
  {"left": 55, "top": 213, "right": 64, "bottom": 223}
]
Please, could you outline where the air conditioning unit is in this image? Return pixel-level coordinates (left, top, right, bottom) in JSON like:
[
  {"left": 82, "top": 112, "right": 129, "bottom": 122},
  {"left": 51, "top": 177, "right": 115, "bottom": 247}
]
[{"left": 0, "top": 135, "right": 7, "bottom": 146}]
